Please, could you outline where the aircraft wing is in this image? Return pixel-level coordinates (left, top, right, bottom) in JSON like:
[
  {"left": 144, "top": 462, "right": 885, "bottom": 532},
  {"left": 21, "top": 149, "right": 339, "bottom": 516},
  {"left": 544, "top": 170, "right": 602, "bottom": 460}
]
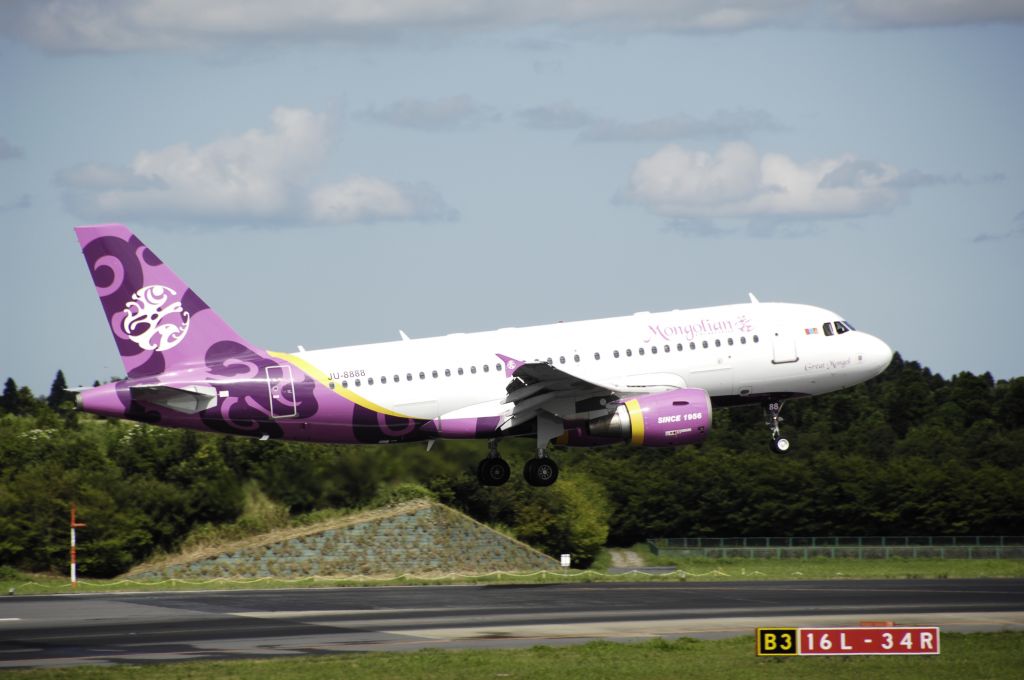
[{"left": 498, "top": 359, "right": 684, "bottom": 431}]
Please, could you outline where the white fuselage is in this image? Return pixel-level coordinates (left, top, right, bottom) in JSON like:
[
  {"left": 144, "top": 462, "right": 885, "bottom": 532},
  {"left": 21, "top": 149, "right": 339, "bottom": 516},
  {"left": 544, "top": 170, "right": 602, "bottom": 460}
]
[{"left": 292, "top": 301, "right": 893, "bottom": 422}]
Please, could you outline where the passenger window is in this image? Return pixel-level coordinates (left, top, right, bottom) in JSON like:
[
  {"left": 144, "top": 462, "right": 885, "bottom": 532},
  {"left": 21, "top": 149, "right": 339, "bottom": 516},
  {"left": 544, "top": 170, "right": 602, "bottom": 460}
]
[
  {"left": 664, "top": 344, "right": 671, "bottom": 353},
  {"left": 368, "top": 377, "right": 374, "bottom": 385},
  {"left": 626, "top": 349, "right": 632, "bottom": 357},
  {"left": 651, "top": 346, "right": 658, "bottom": 354},
  {"left": 496, "top": 363, "right": 502, "bottom": 371},
  {"left": 677, "top": 343, "right": 683, "bottom": 351},
  {"left": 394, "top": 375, "right": 400, "bottom": 383},
  {"left": 614, "top": 350, "right": 620, "bottom": 358},
  {"left": 702, "top": 341, "right": 708, "bottom": 349},
  {"left": 728, "top": 338, "right": 734, "bottom": 346},
  {"left": 559, "top": 356, "right": 566, "bottom": 364},
  {"left": 341, "top": 380, "right": 348, "bottom": 388},
  {"left": 406, "top": 373, "right": 412, "bottom": 381},
  {"left": 483, "top": 365, "right": 489, "bottom": 373},
  {"left": 638, "top": 348, "right": 645, "bottom": 356},
  {"left": 715, "top": 339, "right": 721, "bottom": 347},
  {"left": 381, "top": 376, "right": 387, "bottom": 384},
  {"left": 432, "top": 370, "right": 438, "bottom": 378},
  {"left": 355, "top": 379, "right": 361, "bottom": 387},
  {"left": 740, "top": 336, "right": 747, "bottom": 344},
  {"left": 445, "top": 369, "right": 451, "bottom": 377},
  {"left": 458, "top": 367, "right": 464, "bottom": 375},
  {"left": 824, "top": 322, "right": 834, "bottom": 336},
  {"left": 419, "top": 371, "right": 425, "bottom": 379},
  {"left": 574, "top": 354, "right": 580, "bottom": 363},
  {"left": 753, "top": 335, "right": 759, "bottom": 343},
  {"left": 689, "top": 342, "right": 696, "bottom": 350},
  {"left": 471, "top": 366, "right": 477, "bottom": 374},
  {"left": 594, "top": 352, "right": 600, "bottom": 360}
]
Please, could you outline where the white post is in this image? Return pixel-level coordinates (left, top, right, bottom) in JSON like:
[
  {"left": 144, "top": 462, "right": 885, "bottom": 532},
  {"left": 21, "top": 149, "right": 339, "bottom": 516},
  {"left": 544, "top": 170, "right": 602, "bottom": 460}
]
[{"left": 70, "top": 504, "right": 85, "bottom": 589}]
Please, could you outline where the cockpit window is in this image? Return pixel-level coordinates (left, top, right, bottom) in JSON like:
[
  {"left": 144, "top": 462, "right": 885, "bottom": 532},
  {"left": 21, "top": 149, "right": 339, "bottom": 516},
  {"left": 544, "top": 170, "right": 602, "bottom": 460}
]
[
  {"left": 823, "top": 322, "right": 834, "bottom": 336},
  {"left": 834, "top": 320, "right": 850, "bottom": 335}
]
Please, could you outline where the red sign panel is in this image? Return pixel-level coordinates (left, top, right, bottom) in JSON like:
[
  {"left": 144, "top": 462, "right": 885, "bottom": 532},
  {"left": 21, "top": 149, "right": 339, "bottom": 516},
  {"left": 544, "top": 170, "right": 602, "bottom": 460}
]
[{"left": 799, "top": 627, "right": 940, "bottom": 655}]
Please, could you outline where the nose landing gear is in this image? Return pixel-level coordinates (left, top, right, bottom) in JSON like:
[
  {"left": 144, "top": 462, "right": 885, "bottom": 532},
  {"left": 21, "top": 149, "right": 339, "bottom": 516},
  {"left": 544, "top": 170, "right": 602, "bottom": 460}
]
[{"left": 764, "top": 400, "right": 790, "bottom": 453}]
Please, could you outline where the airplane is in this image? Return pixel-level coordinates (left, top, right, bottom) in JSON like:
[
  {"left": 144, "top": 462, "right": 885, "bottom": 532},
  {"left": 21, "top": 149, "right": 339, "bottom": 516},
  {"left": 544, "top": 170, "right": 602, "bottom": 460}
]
[{"left": 74, "top": 224, "right": 893, "bottom": 487}]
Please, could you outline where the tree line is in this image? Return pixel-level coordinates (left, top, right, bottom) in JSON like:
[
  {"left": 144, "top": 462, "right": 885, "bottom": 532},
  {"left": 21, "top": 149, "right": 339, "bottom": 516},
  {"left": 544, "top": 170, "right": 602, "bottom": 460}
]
[{"left": 1, "top": 356, "right": 1021, "bottom": 577}]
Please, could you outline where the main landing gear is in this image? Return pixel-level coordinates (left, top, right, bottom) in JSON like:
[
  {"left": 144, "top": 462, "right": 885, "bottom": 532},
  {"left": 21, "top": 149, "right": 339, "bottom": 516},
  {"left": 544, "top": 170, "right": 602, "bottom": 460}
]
[
  {"left": 523, "top": 454, "right": 559, "bottom": 487},
  {"left": 475, "top": 440, "right": 560, "bottom": 488},
  {"left": 764, "top": 399, "right": 791, "bottom": 454},
  {"left": 477, "top": 440, "right": 511, "bottom": 486}
]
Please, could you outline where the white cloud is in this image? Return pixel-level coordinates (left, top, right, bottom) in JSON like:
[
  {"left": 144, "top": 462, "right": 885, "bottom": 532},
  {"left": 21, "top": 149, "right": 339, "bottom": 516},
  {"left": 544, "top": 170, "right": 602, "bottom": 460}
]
[
  {"left": 622, "top": 141, "right": 941, "bottom": 226},
  {"left": 359, "top": 95, "right": 500, "bottom": 131},
  {"left": 5, "top": 1, "right": 1022, "bottom": 51},
  {"left": 840, "top": 0, "right": 1024, "bottom": 28},
  {"left": 580, "top": 109, "right": 781, "bottom": 142},
  {"left": 974, "top": 210, "right": 1024, "bottom": 243},
  {"left": 56, "top": 107, "right": 454, "bottom": 226},
  {"left": 517, "top": 103, "right": 780, "bottom": 140},
  {"left": 517, "top": 102, "right": 597, "bottom": 130},
  {"left": 310, "top": 178, "right": 455, "bottom": 223}
]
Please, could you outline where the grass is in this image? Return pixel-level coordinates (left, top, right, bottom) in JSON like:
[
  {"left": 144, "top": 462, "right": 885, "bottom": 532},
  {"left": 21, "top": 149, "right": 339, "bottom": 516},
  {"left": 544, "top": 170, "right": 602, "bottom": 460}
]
[
  {"left": 625, "top": 540, "right": 1024, "bottom": 580},
  {"left": 4, "top": 633, "right": 1022, "bottom": 679},
  {"left": 4, "top": 556, "right": 1022, "bottom": 595}
]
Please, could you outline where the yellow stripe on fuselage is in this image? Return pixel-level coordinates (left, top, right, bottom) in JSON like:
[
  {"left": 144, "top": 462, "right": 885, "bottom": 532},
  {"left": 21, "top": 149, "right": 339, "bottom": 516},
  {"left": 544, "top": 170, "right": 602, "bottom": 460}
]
[
  {"left": 625, "top": 398, "right": 645, "bottom": 446},
  {"left": 267, "top": 350, "right": 413, "bottom": 419}
]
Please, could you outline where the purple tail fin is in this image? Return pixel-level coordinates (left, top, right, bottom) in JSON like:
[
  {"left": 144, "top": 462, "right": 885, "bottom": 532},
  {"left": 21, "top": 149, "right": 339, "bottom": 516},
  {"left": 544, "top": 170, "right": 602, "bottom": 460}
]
[{"left": 75, "top": 224, "right": 255, "bottom": 379}]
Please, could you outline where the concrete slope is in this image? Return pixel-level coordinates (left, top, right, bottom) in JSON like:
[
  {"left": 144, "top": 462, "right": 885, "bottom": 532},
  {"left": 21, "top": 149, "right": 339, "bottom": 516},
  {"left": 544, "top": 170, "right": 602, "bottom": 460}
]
[{"left": 130, "top": 500, "right": 558, "bottom": 579}]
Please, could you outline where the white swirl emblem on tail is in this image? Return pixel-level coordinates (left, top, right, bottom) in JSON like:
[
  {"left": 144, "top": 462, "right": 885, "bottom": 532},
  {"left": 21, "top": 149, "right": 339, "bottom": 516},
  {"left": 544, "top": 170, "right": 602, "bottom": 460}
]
[{"left": 121, "top": 285, "right": 190, "bottom": 352}]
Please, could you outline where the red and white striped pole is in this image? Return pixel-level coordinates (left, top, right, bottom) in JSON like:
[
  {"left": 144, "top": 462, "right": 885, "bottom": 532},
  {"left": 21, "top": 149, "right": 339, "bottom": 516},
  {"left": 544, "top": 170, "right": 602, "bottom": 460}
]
[{"left": 70, "top": 504, "right": 86, "bottom": 589}]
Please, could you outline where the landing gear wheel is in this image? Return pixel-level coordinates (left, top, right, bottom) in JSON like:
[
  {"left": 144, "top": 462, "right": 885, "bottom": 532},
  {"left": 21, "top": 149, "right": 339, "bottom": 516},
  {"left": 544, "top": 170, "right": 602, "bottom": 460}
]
[
  {"left": 763, "top": 399, "right": 791, "bottom": 454},
  {"left": 477, "top": 457, "right": 511, "bottom": 486},
  {"left": 523, "top": 457, "right": 559, "bottom": 487}
]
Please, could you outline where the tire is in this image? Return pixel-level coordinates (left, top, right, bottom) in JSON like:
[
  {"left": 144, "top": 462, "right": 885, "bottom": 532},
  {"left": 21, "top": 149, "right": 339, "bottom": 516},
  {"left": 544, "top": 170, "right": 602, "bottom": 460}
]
[
  {"left": 524, "top": 457, "right": 559, "bottom": 487},
  {"left": 770, "top": 436, "right": 791, "bottom": 454},
  {"left": 477, "top": 457, "right": 511, "bottom": 486}
]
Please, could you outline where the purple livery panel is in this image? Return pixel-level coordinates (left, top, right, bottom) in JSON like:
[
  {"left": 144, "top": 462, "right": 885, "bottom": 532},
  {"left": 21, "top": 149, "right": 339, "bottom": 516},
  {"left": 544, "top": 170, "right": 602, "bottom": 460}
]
[{"left": 74, "top": 224, "right": 451, "bottom": 445}]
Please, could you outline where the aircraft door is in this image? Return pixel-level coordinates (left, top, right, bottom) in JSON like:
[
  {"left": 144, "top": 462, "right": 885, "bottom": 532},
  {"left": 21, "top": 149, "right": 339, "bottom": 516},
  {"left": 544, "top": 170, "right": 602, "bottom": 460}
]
[
  {"left": 266, "top": 365, "right": 298, "bottom": 418},
  {"left": 771, "top": 330, "right": 798, "bottom": 364}
]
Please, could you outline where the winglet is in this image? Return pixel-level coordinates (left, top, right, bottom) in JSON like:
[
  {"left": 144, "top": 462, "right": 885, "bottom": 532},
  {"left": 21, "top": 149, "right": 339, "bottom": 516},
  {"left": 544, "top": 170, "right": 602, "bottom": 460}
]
[{"left": 495, "top": 353, "right": 524, "bottom": 378}]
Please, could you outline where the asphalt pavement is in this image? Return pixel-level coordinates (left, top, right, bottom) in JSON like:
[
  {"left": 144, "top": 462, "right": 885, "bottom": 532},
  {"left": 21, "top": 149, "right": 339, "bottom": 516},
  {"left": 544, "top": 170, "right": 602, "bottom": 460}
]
[{"left": 1, "top": 578, "right": 1022, "bottom": 668}]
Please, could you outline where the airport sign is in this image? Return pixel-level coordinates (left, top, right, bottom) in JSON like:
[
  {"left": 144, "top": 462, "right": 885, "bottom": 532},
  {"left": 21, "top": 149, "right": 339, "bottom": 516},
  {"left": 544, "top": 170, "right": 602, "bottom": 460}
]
[{"left": 757, "top": 626, "right": 940, "bottom": 656}]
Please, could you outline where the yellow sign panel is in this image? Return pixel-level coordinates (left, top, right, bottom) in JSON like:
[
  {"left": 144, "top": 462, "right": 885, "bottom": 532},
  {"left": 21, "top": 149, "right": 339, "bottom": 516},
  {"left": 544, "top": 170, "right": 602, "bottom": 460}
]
[{"left": 756, "top": 628, "right": 798, "bottom": 656}]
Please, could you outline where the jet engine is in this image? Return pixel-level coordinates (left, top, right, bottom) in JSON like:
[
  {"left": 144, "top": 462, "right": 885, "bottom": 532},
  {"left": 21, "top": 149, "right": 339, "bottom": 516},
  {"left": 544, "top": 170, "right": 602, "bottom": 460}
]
[{"left": 588, "top": 387, "right": 711, "bottom": 447}]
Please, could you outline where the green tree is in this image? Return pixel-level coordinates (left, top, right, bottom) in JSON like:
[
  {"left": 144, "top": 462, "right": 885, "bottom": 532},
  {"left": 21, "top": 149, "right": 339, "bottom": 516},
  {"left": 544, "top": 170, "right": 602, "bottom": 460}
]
[
  {"left": 1, "top": 378, "right": 18, "bottom": 414},
  {"left": 47, "top": 370, "right": 74, "bottom": 411}
]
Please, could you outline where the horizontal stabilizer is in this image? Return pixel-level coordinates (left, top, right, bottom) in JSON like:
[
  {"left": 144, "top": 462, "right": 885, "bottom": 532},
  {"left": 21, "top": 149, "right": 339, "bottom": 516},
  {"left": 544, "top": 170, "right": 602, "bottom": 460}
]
[{"left": 130, "top": 384, "right": 218, "bottom": 414}]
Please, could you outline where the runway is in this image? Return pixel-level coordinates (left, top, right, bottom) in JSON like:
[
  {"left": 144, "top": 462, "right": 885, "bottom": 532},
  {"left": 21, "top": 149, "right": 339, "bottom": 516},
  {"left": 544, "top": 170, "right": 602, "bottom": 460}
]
[{"left": 2, "top": 579, "right": 1022, "bottom": 668}]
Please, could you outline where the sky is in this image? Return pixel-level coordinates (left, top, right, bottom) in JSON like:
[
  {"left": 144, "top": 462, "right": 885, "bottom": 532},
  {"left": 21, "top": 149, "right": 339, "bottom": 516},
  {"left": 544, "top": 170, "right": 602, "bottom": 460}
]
[{"left": 1, "top": 0, "right": 1022, "bottom": 394}]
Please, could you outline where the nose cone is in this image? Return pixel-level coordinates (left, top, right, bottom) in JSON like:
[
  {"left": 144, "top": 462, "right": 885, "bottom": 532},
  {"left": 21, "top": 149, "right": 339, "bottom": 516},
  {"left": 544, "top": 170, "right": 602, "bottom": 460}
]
[{"left": 862, "top": 334, "right": 894, "bottom": 377}]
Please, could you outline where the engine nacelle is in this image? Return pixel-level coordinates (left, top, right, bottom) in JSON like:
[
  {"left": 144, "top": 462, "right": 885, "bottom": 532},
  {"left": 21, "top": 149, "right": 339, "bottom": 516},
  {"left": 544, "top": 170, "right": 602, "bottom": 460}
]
[{"left": 588, "top": 387, "right": 711, "bottom": 447}]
